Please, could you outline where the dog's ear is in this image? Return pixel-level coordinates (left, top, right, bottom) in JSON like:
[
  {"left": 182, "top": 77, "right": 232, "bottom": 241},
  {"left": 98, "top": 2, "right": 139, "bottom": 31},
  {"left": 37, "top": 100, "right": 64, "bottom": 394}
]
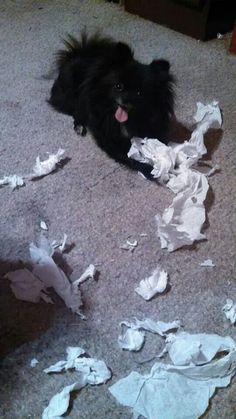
[
  {"left": 150, "top": 59, "right": 170, "bottom": 73},
  {"left": 115, "top": 42, "right": 133, "bottom": 62}
]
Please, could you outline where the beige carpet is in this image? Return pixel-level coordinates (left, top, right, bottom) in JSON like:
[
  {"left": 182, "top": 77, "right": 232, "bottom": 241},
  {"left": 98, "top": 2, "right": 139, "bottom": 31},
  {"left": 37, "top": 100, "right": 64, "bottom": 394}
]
[{"left": 0, "top": 1, "right": 236, "bottom": 418}]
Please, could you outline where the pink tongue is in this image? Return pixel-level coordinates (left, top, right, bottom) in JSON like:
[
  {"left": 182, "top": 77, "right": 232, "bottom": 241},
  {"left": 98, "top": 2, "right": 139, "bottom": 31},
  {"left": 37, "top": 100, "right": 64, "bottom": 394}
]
[{"left": 115, "top": 106, "right": 128, "bottom": 123}]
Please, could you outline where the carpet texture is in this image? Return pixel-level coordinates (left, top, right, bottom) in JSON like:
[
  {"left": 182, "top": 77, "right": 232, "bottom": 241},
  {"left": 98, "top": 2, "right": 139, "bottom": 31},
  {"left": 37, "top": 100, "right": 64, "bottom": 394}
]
[{"left": 0, "top": 1, "right": 236, "bottom": 418}]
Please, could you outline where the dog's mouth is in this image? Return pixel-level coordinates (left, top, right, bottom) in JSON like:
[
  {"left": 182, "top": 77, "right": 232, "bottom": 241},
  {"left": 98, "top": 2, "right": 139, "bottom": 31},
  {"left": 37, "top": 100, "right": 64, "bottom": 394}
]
[{"left": 115, "top": 105, "right": 129, "bottom": 123}]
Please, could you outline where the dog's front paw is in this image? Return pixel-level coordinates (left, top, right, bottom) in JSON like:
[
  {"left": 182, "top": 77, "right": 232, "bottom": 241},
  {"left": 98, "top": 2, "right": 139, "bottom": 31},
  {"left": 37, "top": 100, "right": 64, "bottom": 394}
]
[
  {"left": 74, "top": 123, "right": 87, "bottom": 136},
  {"left": 130, "top": 160, "right": 155, "bottom": 181}
]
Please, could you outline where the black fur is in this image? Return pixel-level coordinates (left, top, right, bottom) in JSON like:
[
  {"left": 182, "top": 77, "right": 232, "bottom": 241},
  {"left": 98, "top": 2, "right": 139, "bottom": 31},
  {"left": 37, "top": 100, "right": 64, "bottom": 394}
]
[{"left": 49, "top": 32, "right": 174, "bottom": 178}]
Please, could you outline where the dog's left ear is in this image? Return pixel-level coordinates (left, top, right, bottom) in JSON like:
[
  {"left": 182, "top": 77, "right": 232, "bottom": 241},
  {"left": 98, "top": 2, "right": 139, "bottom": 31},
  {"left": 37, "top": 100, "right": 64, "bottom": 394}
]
[
  {"left": 115, "top": 42, "right": 133, "bottom": 62},
  {"left": 150, "top": 59, "right": 170, "bottom": 73}
]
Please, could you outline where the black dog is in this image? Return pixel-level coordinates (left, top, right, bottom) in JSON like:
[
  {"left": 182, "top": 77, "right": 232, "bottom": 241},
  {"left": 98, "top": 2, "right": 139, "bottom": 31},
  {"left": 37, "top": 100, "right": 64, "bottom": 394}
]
[{"left": 49, "top": 33, "right": 174, "bottom": 178}]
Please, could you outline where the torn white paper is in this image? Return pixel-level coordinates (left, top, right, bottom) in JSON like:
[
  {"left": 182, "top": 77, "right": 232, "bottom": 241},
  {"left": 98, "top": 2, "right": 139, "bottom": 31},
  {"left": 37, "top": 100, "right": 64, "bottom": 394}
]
[
  {"left": 58, "top": 233, "right": 67, "bottom": 252},
  {"left": 43, "top": 346, "right": 111, "bottom": 418},
  {"left": 162, "top": 331, "right": 236, "bottom": 366},
  {"left": 30, "top": 358, "right": 39, "bottom": 367},
  {"left": 42, "top": 381, "right": 85, "bottom": 419},
  {"left": 129, "top": 101, "right": 222, "bottom": 252},
  {"left": 44, "top": 346, "right": 111, "bottom": 384},
  {"left": 118, "top": 327, "right": 145, "bottom": 351},
  {"left": 120, "top": 318, "right": 181, "bottom": 337},
  {"left": 109, "top": 332, "right": 236, "bottom": 419},
  {"left": 0, "top": 175, "right": 25, "bottom": 190},
  {"left": 156, "top": 168, "right": 209, "bottom": 252},
  {"left": 200, "top": 259, "right": 215, "bottom": 267},
  {"left": 29, "top": 239, "right": 84, "bottom": 316},
  {"left": 223, "top": 299, "right": 236, "bottom": 325},
  {"left": 50, "top": 233, "right": 67, "bottom": 252},
  {"left": 28, "top": 148, "right": 65, "bottom": 179},
  {"left": 6, "top": 235, "right": 96, "bottom": 317},
  {"left": 5, "top": 268, "right": 52, "bottom": 304},
  {"left": 120, "top": 238, "right": 138, "bottom": 251},
  {"left": 135, "top": 266, "right": 168, "bottom": 300},
  {"left": 72, "top": 264, "right": 96, "bottom": 287},
  {"left": 128, "top": 139, "right": 176, "bottom": 184},
  {"left": 40, "top": 221, "right": 48, "bottom": 231},
  {"left": 44, "top": 346, "right": 86, "bottom": 373},
  {"left": 0, "top": 149, "right": 67, "bottom": 191}
]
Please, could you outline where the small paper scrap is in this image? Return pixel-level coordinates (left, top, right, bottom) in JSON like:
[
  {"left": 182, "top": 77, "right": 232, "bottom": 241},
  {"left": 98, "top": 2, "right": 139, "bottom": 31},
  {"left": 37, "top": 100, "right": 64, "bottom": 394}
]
[
  {"left": 223, "top": 299, "right": 236, "bottom": 325},
  {"left": 0, "top": 149, "right": 66, "bottom": 190},
  {"left": 200, "top": 259, "right": 215, "bottom": 267},
  {"left": 28, "top": 148, "right": 65, "bottom": 179},
  {"left": 118, "top": 328, "right": 145, "bottom": 351},
  {"left": 40, "top": 221, "right": 48, "bottom": 231},
  {"left": 42, "top": 346, "right": 111, "bottom": 418},
  {"left": 6, "top": 235, "right": 96, "bottom": 318},
  {"left": 129, "top": 101, "right": 222, "bottom": 252},
  {"left": 30, "top": 358, "right": 39, "bottom": 367},
  {"left": 0, "top": 175, "right": 25, "bottom": 190},
  {"left": 120, "top": 239, "right": 138, "bottom": 251},
  {"left": 51, "top": 233, "right": 67, "bottom": 252},
  {"left": 109, "top": 332, "right": 236, "bottom": 419},
  {"left": 135, "top": 265, "right": 168, "bottom": 300}
]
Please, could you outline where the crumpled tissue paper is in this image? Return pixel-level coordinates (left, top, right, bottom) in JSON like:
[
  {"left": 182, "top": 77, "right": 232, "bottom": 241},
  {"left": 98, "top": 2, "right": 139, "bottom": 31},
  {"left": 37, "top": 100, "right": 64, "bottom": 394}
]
[
  {"left": 6, "top": 235, "right": 96, "bottom": 318},
  {"left": 42, "top": 346, "right": 111, "bottom": 419},
  {"left": 0, "top": 175, "right": 25, "bottom": 190},
  {"left": 28, "top": 148, "right": 65, "bottom": 179},
  {"left": 0, "top": 149, "right": 66, "bottom": 190},
  {"left": 135, "top": 265, "right": 168, "bottom": 300},
  {"left": 118, "top": 327, "right": 145, "bottom": 352},
  {"left": 110, "top": 331, "right": 236, "bottom": 419},
  {"left": 118, "top": 318, "right": 181, "bottom": 351},
  {"left": 223, "top": 299, "right": 236, "bottom": 324},
  {"left": 128, "top": 101, "right": 222, "bottom": 251}
]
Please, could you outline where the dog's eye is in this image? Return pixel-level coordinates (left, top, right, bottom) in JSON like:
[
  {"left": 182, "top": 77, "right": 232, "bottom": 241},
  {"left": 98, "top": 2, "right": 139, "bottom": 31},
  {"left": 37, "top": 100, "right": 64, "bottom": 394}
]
[
  {"left": 114, "top": 83, "right": 124, "bottom": 91},
  {"left": 137, "top": 89, "right": 141, "bottom": 96}
]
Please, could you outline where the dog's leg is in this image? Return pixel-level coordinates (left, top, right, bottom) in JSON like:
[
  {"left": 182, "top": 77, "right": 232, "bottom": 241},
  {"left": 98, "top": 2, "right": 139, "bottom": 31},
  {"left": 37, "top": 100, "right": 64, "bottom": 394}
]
[
  {"left": 128, "top": 159, "right": 154, "bottom": 180},
  {"left": 103, "top": 144, "right": 155, "bottom": 180}
]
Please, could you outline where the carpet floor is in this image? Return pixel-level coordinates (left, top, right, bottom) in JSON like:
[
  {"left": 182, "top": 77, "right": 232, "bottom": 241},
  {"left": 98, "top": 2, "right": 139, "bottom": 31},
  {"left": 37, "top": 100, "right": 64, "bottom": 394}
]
[{"left": 0, "top": 1, "right": 236, "bottom": 418}]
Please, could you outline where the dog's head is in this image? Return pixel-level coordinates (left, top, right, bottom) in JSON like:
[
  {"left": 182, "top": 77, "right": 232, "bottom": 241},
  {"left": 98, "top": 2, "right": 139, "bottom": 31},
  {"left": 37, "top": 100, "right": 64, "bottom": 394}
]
[
  {"left": 112, "top": 58, "right": 173, "bottom": 124},
  {"left": 90, "top": 41, "right": 174, "bottom": 138}
]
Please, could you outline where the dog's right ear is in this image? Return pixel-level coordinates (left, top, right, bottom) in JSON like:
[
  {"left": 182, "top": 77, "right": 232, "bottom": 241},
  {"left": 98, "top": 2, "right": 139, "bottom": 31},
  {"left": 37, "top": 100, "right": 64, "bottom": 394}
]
[{"left": 115, "top": 42, "right": 133, "bottom": 62}]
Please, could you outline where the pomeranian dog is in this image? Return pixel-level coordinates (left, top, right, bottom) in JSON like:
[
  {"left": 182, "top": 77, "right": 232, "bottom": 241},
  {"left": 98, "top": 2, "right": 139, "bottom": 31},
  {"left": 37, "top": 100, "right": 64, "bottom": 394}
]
[{"left": 49, "top": 32, "right": 174, "bottom": 178}]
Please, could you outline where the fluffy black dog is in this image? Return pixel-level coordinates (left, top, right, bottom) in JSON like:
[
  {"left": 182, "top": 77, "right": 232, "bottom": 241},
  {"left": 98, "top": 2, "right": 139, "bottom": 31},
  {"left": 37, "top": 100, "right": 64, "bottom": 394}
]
[{"left": 49, "top": 33, "right": 174, "bottom": 178}]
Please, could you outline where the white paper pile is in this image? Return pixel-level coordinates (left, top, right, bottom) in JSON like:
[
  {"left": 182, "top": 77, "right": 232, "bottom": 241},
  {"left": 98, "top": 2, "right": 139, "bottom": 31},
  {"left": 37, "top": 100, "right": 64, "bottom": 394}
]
[
  {"left": 118, "top": 318, "right": 181, "bottom": 351},
  {"left": 135, "top": 265, "right": 168, "bottom": 300},
  {"left": 43, "top": 346, "right": 111, "bottom": 419},
  {"left": 0, "top": 149, "right": 65, "bottom": 190},
  {"left": 6, "top": 235, "right": 96, "bottom": 318},
  {"left": 110, "top": 332, "right": 236, "bottom": 419},
  {"left": 223, "top": 299, "right": 236, "bottom": 325},
  {"left": 128, "top": 101, "right": 222, "bottom": 251}
]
